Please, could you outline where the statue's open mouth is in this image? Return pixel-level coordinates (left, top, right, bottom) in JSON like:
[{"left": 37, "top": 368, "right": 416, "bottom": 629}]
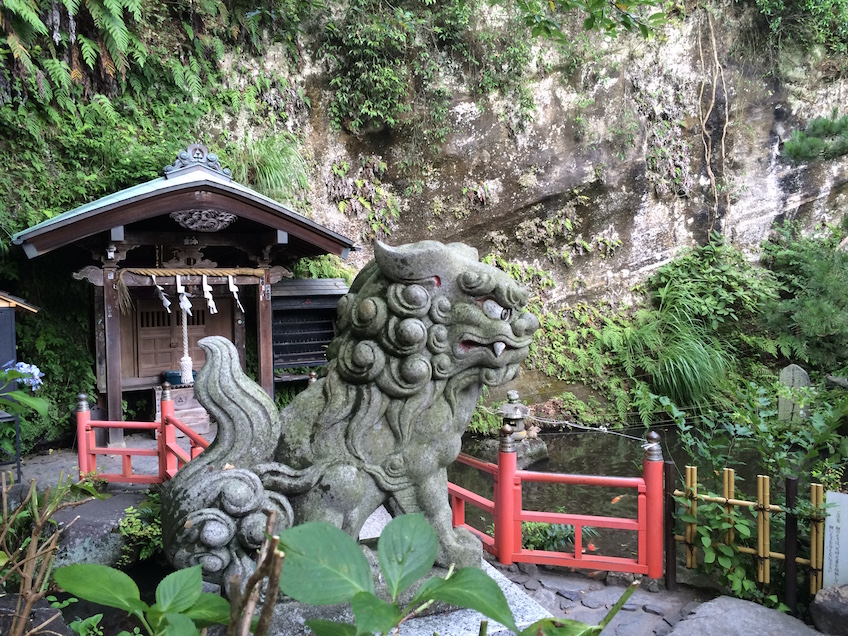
[{"left": 458, "top": 337, "right": 526, "bottom": 358}]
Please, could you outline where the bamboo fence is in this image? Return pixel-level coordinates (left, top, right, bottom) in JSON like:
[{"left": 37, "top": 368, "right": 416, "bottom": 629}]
[{"left": 671, "top": 465, "right": 826, "bottom": 606}]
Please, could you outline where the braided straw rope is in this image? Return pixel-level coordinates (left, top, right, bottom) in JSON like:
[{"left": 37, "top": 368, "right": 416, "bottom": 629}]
[{"left": 116, "top": 267, "right": 266, "bottom": 313}]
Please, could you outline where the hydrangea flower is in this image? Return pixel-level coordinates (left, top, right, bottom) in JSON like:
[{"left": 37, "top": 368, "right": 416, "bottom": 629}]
[{"left": 13, "top": 362, "right": 44, "bottom": 391}]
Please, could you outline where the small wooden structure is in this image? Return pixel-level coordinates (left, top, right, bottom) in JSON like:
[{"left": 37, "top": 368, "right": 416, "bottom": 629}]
[
  {"left": 13, "top": 145, "right": 355, "bottom": 445},
  {"left": 0, "top": 291, "right": 39, "bottom": 480},
  {"left": 272, "top": 278, "right": 349, "bottom": 376}
]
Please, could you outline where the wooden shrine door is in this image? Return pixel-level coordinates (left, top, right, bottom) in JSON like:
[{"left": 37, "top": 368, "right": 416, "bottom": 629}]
[{"left": 125, "top": 297, "right": 234, "bottom": 380}]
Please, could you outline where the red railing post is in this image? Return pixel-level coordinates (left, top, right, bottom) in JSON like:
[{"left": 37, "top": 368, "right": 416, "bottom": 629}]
[
  {"left": 160, "top": 382, "right": 176, "bottom": 479},
  {"left": 643, "top": 430, "right": 664, "bottom": 580},
  {"left": 494, "top": 391, "right": 528, "bottom": 565},
  {"left": 76, "top": 393, "right": 91, "bottom": 479}
]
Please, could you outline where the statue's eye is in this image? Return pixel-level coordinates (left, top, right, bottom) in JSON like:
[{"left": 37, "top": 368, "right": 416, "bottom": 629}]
[{"left": 483, "top": 299, "right": 511, "bottom": 321}]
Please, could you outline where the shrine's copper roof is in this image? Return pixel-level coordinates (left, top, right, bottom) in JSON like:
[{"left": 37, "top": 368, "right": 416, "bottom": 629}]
[{"left": 12, "top": 144, "right": 356, "bottom": 259}]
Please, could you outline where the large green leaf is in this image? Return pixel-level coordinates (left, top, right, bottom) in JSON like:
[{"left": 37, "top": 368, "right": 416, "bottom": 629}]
[
  {"left": 54, "top": 564, "right": 147, "bottom": 615},
  {"left": 155, "top": 565, "right": 202, "bottom": 613},
  {"left": 519, "top": 617, "right": 601, "bottom": 635},
  {"left": 279, "top": 522, "right": 374, "bottom": 605},
  {"left": 304, "top": 619, "right": 358, "bottom": 636},
  {"left": 182, "top": 593, "right": 232, "bottom": 628},
  {"left": 0, "top": 389, "right": 48, "bottom": 417},
  {"left": 160, "top": 611, "right": 201, "bottom": 636},
  {"left": 377, "top": 513, "right": 438, "bottom": 601},
  {"left": 412, "top": 567, "right": 516, "bottom": 633},
  {"left": 351, "top": 591, "right": 402, "bottom": 635}
]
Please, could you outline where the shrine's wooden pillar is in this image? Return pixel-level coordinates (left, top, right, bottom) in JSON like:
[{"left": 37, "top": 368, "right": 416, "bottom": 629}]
[
  {"left": 257, "top": 267, "right": 274, "bottom": 398},
  {"left": 103, "top": 266, "right": 124, "bottom": 445}
]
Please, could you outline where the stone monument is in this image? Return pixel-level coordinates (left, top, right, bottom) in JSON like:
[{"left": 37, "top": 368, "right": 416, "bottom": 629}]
[
  {"left": 777, "top": 363, "right": 811, "bottom": 422},
  {"left": 161, "top": 240, "right": 539, "bottom": 591}
]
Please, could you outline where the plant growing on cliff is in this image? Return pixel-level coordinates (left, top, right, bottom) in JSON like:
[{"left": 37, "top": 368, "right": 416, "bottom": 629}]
[
  {"left": 782, "top": 109, "right": 848, "bottom": 162},
  {"left": 749, "top": 0, "right": 848, "bottom": 54}
]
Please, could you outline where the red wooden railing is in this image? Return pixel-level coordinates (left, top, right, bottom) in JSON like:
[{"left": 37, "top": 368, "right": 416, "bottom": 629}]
[
  {"left": 75, "top": 384, "right": 209, "bottom": 484},
  {"left": 448, "top": 401, "right": 664, "bottom": 579}
]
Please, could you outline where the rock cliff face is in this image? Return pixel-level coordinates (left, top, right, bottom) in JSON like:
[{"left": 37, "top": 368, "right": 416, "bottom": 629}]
[{"left": 268, "top": 7, "right": 848, "bottom": 303}]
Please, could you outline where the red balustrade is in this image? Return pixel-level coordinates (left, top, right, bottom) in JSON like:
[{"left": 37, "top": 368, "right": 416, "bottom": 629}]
[
  {"left": 448, "top": 404, "right": 664, "bottom": 579},
  {"left": 76, "top": 384, "right": 210, "bottom": 484}
]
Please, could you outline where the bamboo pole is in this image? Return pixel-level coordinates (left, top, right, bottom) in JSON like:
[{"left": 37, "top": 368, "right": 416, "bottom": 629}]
[
  {"left": 810, "top": 483, "right": 824, "bottom": 594},
  {"left": 672, "top": 490, "right": 784, "bottom": 513},
  {"left": 685, "top": 466, "right": 698, "bottom": 569},
  {"left": 763, "top": 475, "right": 770, "bottom": 584},
  {"left": 672, "top": 536, "right": 811, "bottom": 564},
  {"left": 723, "top": 468, "right": 735, "bottom": 545},
  {"left": 756, "top": 475, "right": 771, "bottom": 584}
]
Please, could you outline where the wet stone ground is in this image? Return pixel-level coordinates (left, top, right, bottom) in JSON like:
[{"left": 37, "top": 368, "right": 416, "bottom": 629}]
[{"left": 488, "top": 558, "right": 713, "bottom": 636}]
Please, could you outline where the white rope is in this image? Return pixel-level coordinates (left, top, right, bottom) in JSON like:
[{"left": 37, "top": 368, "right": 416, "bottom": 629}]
[{"left": 176, "top": 275, "right": 194, "bottom": 385}]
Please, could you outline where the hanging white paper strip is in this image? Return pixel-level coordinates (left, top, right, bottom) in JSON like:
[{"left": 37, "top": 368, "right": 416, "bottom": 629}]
[
  {"left": 228, "top": 275, "right": 245, "bottom": 313},
  {"left": 151, "top": 275, "right": 172, "bottom": 314},
  {"left": 202, "top": 275, "right": 218, "bottom": 315}
]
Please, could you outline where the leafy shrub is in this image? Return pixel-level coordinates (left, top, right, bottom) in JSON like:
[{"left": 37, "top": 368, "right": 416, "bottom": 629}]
[
  {"left": 118, "top": 492, "right": 163, "bottom": 567},
  {"left": 783, "top": 110, "right": 848, "bottom": 162},
  {"left": 760, "top": 220, "right": 848, "bottom": 370},
  {"left": 521, "top": 521, "right": 599, "bottom": 552},
  {"left": 291, "top": 254, "right": 357, "bottom": 286},
  {"left": 750, "top": 0, "right": 848, "bottom": 54}
]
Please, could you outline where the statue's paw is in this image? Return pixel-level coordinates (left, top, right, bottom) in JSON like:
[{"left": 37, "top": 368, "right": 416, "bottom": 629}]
[{"left": 436, "top": 526, "right": 482, "bottom": 570}]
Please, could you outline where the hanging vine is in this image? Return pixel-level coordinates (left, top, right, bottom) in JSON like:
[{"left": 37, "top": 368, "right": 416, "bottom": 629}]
[{"left": 697, "top": 5, "right": 731, "bottom": 235}]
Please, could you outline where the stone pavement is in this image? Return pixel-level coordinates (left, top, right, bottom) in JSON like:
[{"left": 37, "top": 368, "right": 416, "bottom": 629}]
[
  {"left": 489, "top": 559, "right": 825, "bottom": 636},
  {"left": 490, "top": 560, "right": 708, "bottom": 636}
]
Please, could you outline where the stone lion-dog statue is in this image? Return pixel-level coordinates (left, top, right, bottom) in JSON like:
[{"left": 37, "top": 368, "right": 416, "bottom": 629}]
[{"left": 161, "top": 240, "right": 539, "bottom": 589}]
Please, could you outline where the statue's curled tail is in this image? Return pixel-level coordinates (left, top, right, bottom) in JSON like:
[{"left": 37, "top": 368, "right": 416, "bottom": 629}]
[{"left": 160, "top": 336, "right": 318, "bottom": 590}]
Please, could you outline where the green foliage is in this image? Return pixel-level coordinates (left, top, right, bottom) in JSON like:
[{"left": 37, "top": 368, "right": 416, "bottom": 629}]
[
  {"left": 783, "top": 110, "right": 848, "bottom": 162},
  {"left": 224, "top": 133, "right": 309, "bottom": 209},
  {"left": 760, "top": 220, "right": 848, "bottom": 370},
  {"left": 322, "top": 0, "right": 414, "bottom": 134},
  {"left": 117, "top": 491, "right": 162, "bottom": 567},
  {"left": 327, "top": 156, "right": 400, "bottom": 241},
  {"left": 749, "top": 0, "right": 848, "bottom": 54},
  {"left": 513, "top": 0, "right": 666, "bottom": 41},
  {"left": 529, "top": 235, "right": 782, "bottom": 425},
  {"left": 0, "top": 472, "right": 103, "bottom": 636},
  {"left": 292, "top": 254, "right": 357, "bottom": 286},
  {"left": 669, "top": 384, "right": 845, "bottom": 606},
  {"left": 468, "top": 396, "right": 503, "bottom": 435},
  {"left": 513, "top": 194, "right": 610, "bottom": 268},
  {"left": 12, "top": 270, "right": 97, "bottom": 452},
  {"left": 54, "top": 564, "right": 231, "bottom": 636},
  {"left": 521, "top": 520, "right": 599, "bottom": 552},
  {"left": 675, "top": 492, "right": 765, "bottom": 600},
  {"left": 69, "top": 613, "right": 105, "bottom": 636}
]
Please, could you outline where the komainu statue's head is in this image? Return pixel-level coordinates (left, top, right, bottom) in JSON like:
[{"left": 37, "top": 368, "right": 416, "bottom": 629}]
[{"left": 326, "top": 241, "right": 539, "bottom": 398}]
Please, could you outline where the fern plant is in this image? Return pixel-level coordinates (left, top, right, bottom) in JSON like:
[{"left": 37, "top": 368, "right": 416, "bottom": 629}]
[{"left": 760, "top": 219, "right": 848, "bottom": 370}]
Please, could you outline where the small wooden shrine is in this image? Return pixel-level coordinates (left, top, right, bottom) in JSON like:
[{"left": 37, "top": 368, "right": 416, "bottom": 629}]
[{"left": 12, "top": 144, "right": 355, "bottom": 445}]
